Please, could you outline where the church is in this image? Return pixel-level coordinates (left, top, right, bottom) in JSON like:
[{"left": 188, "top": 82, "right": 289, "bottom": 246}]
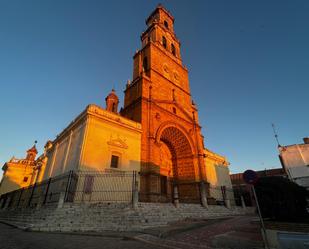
[{"left": 0, "top": 5, "right": 233, "bottom": 204}]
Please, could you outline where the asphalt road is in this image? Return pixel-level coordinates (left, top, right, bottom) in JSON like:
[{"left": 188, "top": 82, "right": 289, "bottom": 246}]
[{"left": 0, "top": 223, "right": 159, "bottom": 249}]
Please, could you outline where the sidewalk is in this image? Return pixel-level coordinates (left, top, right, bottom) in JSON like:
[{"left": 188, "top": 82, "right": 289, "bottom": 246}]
[{"left": 134, "top": 216, "right": 264, "bottom": 249}]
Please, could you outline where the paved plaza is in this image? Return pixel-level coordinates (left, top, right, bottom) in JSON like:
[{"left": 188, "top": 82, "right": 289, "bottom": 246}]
[
  {"left": 0, "top": 223, "right": 157, "bottom": 249},
  {"left": 0, "top": 216, "right": 263, "bottom": 249}
]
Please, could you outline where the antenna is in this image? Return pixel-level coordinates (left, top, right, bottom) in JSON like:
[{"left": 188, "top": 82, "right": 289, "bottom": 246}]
[{"left": 271, "top": 123, "right": 280, "bottom": 147}]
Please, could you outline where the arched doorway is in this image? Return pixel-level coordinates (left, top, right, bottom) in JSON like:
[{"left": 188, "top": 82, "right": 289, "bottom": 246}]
[
  {"left": 160, "top": 127, "right": 194, "bottom": 181},
  {"left": 158, "top": 126, "right": 200, "bottom": 203}
]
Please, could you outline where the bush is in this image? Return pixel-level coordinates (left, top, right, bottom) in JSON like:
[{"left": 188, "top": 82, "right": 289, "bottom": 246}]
[{"left": 255, "top": 176, "right": 309, "bottom": 221}]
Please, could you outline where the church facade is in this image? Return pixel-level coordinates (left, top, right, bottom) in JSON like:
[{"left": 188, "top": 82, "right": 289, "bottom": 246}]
[{"left": 0, "top": 5, "right": 233, "bottom": 203}]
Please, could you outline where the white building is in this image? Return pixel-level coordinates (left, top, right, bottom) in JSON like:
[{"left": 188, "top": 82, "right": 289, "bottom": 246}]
[{"left": 279, "top": 137, "right": 309, "bottom": 189}]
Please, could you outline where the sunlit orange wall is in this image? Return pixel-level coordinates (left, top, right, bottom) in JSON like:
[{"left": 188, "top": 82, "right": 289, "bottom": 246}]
[{"left": 0, "top": 163, "right": 35, "bottom": 195}]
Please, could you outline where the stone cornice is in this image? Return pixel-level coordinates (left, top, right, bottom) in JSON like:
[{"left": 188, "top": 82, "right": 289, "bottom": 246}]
[
  {"left": 87, "top": 104, "right": 142, "bottom": 133},
  {"left": 49, "top": 104, "right": 142, "bottom": 147},
  {"left": 204, "top": 148, "right": 229, "bottom": 166},
  {"left": 151, "top": 98, "right": 194, "bottom": 122}
]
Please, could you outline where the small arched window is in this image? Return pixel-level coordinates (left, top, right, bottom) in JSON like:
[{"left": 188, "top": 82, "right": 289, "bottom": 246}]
[
  {"left": 162, "top": 36, "right": 167, "bottom": 49},
  {"left": 164, "top": 20, "right": 169, "bottom": 29},
  {"left": 171, "top": 44, "right": 176, "bottom": 56},
  {"left": 143, "top": 57, "right": 148, "bottom": 71}
]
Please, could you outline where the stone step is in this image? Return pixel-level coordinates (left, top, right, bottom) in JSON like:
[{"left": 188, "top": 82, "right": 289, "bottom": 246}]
[{"left": 0, "top": 203, "right": 253, "bottom": 232}]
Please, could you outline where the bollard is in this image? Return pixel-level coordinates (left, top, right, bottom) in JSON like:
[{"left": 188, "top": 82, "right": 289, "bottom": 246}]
[
  {"left": 199, "top": 181, "right": 208, "bottom": 209},
  {"left": 241, "top": 195, "right": 246, "bottom": 209},
  {"left": 225, "top": 199, "right": 231, "bottom": 209},
  {"left": 57, "top": 192, "right": 66, "bottom": 208},
  {"left": 173, "top": 185, "right": 180, "bottom": 208}
]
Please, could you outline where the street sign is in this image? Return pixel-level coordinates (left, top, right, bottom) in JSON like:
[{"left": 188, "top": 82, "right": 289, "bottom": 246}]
[
  {"left": 243, "top": 169, "right": 269, "bottom": 249},
  {"left": 243, "top": 169, "right": 258, "bottom": 185}
]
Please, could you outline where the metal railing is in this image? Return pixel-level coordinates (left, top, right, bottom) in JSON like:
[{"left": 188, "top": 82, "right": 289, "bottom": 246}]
[
  {"left": 71, "top": 171, "right": 136, "bottom": 203},
  {"left": 0, "top": 171, "right": 72, "bottom": 209},
  {"left": 0, "top": 170, "right": 138, "bottom": 209},
  {"left": 0, "top": 170, "right": 248, "bottom": 209}
]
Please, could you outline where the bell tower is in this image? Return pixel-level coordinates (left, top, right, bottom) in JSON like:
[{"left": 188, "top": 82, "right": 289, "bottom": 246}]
[
  {"left": 123, "top": 4, "right": 194, "bottom": 120},
  {"left": 26, "top": 142, "right": 38, "bottom": 161},
  {"left": 122, "top": 5, "right": 207, "bottom": 202},
  {"left": 105, "top": 89, "right": 119, "bottom": 113}
]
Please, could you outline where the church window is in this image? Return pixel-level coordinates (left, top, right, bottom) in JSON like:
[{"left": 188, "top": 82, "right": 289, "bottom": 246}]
[
  {"left": 162, "top": 36, "right": 167, "bottom": 49},
  {"left": 23, "top": 177, "right": 28, "bottom": 182},
  {"left": 171, "top": 44, "right": 176, "bottom": 56},
  {"left": 173, "top": 107, "right": 177, "bottom": 114},
  {"left": 164, "top": 20, "right": 169, "bottom": 29},
  {"left": 143, "top": 57, "right": 148, "bottom": 71},
  {"left": 110, "top": 155, "right": 119, "bottom": 168}
]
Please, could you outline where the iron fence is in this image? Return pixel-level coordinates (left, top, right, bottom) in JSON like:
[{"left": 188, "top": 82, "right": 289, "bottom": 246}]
[
  {"left": 0, "top": 170, "right": 248, "bottom": 209},
  {"left": 138, "top": 173, "right": 202, "bottom": 204},
  {"left": 0, "top": 170, "right": 139, "bottom": 209},
  {"left": 71, "top": 171, "right": 136, "bottom": 203},
  {"left": 0, "top": 171, "right": 72, "bottom": 209}
]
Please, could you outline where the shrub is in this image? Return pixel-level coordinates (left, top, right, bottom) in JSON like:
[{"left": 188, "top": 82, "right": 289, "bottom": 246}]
[{"left": 255, "top": 176, "right": 309, "bottom": 221}]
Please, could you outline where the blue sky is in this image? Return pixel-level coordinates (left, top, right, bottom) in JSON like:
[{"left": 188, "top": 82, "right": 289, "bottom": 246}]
[{"left": 0, "top": 0, "right": 308, "bottom": 177}]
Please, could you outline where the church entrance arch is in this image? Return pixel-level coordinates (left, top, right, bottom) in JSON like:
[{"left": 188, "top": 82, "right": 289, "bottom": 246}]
[
  {"left": 157, "top": 125, "right": 200, "bottom": 203},
  {"left": 159, "top": 126, "right": 194, "bottom": 181}
]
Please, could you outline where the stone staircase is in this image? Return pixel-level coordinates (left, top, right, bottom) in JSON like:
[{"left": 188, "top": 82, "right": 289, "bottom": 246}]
[{"left": 0, "top": 203, "right": 254, "bottom": 232}]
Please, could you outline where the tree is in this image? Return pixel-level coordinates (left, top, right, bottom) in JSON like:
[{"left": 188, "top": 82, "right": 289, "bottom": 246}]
[{"left": 255, "top": 176, "right": 309, "bottom": 221}]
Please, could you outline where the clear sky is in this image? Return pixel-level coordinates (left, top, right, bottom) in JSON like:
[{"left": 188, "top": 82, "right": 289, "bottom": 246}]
[{"left": 0, "top": 0, "right": 308, "bottom": 178}]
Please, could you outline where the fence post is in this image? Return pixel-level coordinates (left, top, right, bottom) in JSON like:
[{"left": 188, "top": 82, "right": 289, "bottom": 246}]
[
  {"left": 0, "top": 197, "right": 4, "bottom": 209},
  {"left": 4, "top": 195, "right": 11, "bottom": 209},
  {"left": 28, "top": 183, "right": 36, "bottom": 207},
  {"left": 132, "top": 171, "right": 139, "bottom": 209},
  {"left": 58, "top": 171, "right": 73, "bottom": 208},
  {"left": 199, "top": 181, "right": 208, "bottom": 208},
  {"left": 17, "top": 188, "right": 24, "bottom": 208},
  {"left": 173, "top": 184, "right": 180, "bottom": 208},
  {"left": 43, "top": 178, "right": 52, "bottom": 205},
  {"left": 64, "top": 170, "right": 73, "bottom": 202}
]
